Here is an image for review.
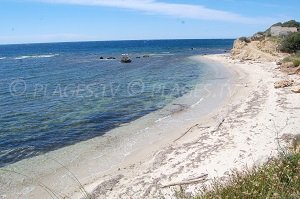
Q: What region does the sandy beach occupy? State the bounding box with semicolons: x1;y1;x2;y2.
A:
79;54;300;199
1;1;300;198
1;53;299;199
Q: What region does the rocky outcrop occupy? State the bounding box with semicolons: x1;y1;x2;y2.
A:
270;26;298;37
107;57;116;60
279;62;300;75
291;85;300;93
231;37;281;62
274;80;294;88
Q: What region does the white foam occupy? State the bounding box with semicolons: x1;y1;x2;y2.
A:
155;115;171;123
191;98;204;108
0;57;6;60
15;54;59;60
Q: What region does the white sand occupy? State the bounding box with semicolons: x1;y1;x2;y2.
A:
82;54;300;199
1;54;299;199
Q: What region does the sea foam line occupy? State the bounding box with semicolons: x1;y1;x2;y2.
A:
14;54;59;60
191;98;204;108
0;57;6;60
155;115;171;123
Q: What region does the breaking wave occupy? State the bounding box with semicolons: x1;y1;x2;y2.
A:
14;54;59;60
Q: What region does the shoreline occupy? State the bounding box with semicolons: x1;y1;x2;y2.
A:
80;54;300;198
0;54;232;199
1;53;299;198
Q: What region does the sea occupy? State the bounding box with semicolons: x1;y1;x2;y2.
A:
0;39;234;167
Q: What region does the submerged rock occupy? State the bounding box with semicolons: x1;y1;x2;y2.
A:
100;56;104;59
107;57;116;60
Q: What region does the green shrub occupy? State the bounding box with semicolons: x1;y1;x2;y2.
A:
197;152;300;199
293;59;300;67
279;32;300;53
238;37;251;43
283;57;292;63
239;37;250;43
281;20;300;28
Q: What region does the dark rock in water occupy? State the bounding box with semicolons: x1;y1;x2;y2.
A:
121;54;132;63
100;56;104;59
136;56;141;59
121;59;132;64
191;48;195;50
107;57;116;60
143;55;150;58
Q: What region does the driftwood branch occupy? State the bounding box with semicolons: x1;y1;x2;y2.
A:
161;174;208;188
174;124;210;142
195;118;225;143
211;119;225;134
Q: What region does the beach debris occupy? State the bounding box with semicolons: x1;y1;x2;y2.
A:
274;80;294;88
161;174;208;188
174;124;210;142
194;118;225;143
121;54;132;63
291;85;300;93
210;118;225;134
89;175;124;197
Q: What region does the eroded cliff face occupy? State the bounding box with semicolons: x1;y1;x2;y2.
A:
231;38;281;62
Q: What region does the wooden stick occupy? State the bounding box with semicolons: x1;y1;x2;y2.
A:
211;119;225;134
195;118;225;143
174;124;210;142
161;174;208;188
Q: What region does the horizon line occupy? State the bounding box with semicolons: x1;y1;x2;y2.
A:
0;37;236;46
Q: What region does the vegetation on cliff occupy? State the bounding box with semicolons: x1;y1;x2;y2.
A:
279;32;300;53
282;52;300;67
272;20;300;29
233;20;300;62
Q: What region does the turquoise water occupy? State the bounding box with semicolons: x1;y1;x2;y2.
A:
0;39;233;166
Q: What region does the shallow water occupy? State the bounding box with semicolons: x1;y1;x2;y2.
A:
0;39;233;167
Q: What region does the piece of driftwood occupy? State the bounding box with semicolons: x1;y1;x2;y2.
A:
161;174;208;188
195;118;225;143
174;124;210;142
211;119;225;134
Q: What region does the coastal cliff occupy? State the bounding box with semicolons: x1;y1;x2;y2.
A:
231;20;300;63
231;37;280;62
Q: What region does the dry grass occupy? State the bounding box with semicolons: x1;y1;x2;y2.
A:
283;52;300;67
194;135;300;199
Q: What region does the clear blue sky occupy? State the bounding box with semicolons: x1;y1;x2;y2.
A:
0;0;299;44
